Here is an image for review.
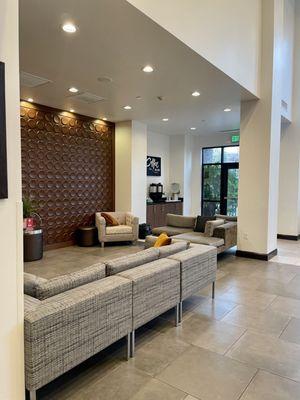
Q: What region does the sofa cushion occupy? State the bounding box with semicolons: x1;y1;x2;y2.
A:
101;212;119;226
194;215;216;232
152;226;193;237
158;241;189;258
106;225;133;235
166;213;196;228
215;214;237;222
32;263;106;300
175;232;225;247
204;219;225;237
24;273;48;298
106;247;159;275
154;233;172;247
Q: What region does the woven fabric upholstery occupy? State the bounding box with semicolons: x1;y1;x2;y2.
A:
152;226;193;237
106;225;133;235
106;248;159;275
175;232;224;247
34;263;106;300
168;245;217;300
213;222;237;249
24;294;41;314
215;214;237;222
118;259;180;329
204;219;225;237
24;276;132;391
166;214;196;228
158;242;189;258
24;273;47;298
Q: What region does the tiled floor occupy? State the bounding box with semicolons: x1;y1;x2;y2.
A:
25;240;300;400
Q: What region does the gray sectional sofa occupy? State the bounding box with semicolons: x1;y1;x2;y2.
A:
24;242;217;399
151;213;237;253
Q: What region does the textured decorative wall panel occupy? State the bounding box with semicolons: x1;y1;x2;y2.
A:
21;102;115;247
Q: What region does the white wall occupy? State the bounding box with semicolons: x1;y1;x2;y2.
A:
127;0;261;96
115;121;147;223
0;1;24;399
147;131;170;196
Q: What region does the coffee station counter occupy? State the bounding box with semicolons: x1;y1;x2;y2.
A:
146;200;183;229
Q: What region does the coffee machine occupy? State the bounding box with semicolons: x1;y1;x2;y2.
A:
149;183;164;202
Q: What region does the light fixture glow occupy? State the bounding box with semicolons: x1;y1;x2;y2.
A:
162;118;169;122
123;105;132;110
69;87;78;93
142;65;154;73
192;91;201;97
27;98;33;103
224;108;232;112
102;117;107;121
190;127;196;130
62;23;77;33
70;109;75;113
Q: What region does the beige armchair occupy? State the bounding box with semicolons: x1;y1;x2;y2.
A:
95;211;139;247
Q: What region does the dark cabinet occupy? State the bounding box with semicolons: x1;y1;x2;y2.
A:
146;201;183;229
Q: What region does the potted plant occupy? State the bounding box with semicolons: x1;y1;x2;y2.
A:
23;197;40;230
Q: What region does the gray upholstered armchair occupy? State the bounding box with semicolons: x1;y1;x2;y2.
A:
95;211;139;247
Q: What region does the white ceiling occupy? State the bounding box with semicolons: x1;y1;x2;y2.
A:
19;0;255;135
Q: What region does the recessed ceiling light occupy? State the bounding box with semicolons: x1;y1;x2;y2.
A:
123;105;132;110
142;65;154;73
162;118;169;122
102;117;107;121
70;109;75;113
190;127;196;130
62;23;77;33
69;87;78;93
224;108;232;112
192;91;201;97
27;98;33;102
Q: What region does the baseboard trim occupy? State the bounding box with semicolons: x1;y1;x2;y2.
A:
235;248;278;261
277;234;300;241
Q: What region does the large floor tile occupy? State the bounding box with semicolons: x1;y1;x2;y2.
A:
257;275;300;300
192;296;238;320
131;329;190;376
130;378;187;400
217;287;276;310
158;346;257;400
240;370;300;400
227;331;300;382
280;318;300;345
269;296;300;318
221;305;290;336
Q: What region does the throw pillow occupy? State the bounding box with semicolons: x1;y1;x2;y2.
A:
101;212;119;226
204;219;225;237
154;233;172;247
194;215;216;232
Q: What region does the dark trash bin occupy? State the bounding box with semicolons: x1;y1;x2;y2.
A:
139;223;152;239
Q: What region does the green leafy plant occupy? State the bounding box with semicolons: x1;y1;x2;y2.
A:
23;197;37;218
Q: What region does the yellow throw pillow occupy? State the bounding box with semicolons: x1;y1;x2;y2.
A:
154;233;172;247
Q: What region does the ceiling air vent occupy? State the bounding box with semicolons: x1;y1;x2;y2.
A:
72;92;105;104
20;71;52;87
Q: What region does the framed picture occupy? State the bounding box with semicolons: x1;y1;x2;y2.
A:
0;61;8;199
147;155;161;176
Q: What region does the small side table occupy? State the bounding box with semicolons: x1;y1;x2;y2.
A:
24;229;43;262
77;226;97;247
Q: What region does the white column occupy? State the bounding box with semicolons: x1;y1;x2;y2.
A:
115;121;147;222
237;0;283;258
0;1;24;399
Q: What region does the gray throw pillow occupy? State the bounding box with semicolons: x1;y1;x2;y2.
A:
194;215;216;232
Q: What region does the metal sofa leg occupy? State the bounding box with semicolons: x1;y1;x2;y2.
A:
175;303;181;326
126;333;131;360
29;390;37;400
101;242;104;248
212;281;215;299
130;330;135;358
179;301;183;323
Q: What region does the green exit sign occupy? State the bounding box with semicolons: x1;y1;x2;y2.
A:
231;134;240;143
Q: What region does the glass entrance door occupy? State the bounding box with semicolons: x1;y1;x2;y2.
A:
202;146;239;216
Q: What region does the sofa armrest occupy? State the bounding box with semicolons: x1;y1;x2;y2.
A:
213;222;237;248
95;212;106;241
125;213;139;240
24;277;132;391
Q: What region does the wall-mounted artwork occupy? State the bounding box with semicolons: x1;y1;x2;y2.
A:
147;155;161;176
0;62;8;199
